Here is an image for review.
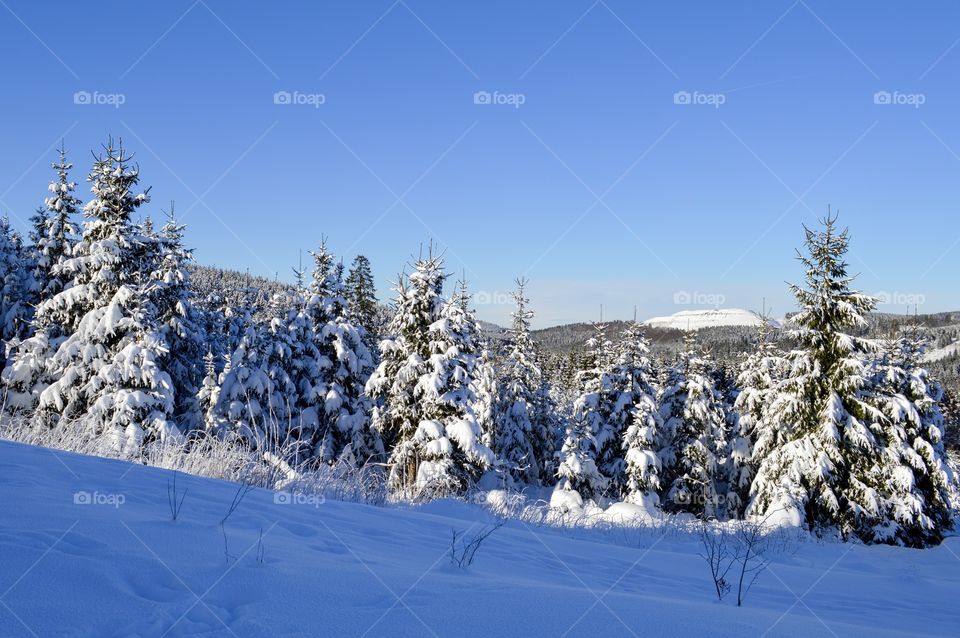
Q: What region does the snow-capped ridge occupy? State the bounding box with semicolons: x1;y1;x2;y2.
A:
643;308;780;331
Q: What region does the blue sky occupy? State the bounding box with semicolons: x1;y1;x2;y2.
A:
1;1;959;327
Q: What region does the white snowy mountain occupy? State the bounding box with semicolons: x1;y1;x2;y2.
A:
643;308;780;331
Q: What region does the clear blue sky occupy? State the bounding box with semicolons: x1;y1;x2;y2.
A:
1;1;958;327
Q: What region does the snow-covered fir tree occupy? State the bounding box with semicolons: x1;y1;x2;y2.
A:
269;287;316;458
301;243;378;466
150;209;204;430
36;139;179;452
309;242;344;318
557;323;616;499
864;323;954;545
344;254;379;346
556;416;604;499
473;345;501;452
262;292;300;443
366;252;493;496
202;271;282;443
530;358;560;482
0;217;31;351
209;320;274;445
659;332;729;518
208;242;377;468
491;279;545;485
27;143;81;306
729;316;786;518
616;320;664;505
749;214;911;541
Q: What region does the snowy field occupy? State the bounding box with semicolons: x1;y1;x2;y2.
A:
1;440;958;637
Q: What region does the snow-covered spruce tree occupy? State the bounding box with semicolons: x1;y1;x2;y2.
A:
531;357;561;482
221;283;257;364
261;292;300;445
134;216;162;287
712;362;740;516
492;279;546;484
366;253;493;496
748;214;901;541
659;332;728;518
344;254;380;347
557;323;616;499
299;243;379;466
212;277;358;464
0;217;32;350
728;317;786;518
309;242;345;318
419;287;496;494
266;286;315;459
210;320;274;446
30;143;81;304
865;325;954;545
473;344;502;453
36;140;180;452
149;209;204;430
617;321;664;505
24;205;48;313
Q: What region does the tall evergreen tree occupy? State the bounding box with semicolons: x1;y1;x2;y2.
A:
210;321;274;446
303;244;378;466
557;323;615;499
209;244;377;467
30;142;81;303
659;333;728;518
864;324;954;545
0;218;31;350
492;279;544;484
345;254;379;345
531;355;561;482
473;345;501;454
749;215;898;540
36;139;178;452
366;253;493;496
151;209;204;430
617;321;664;505
729;316;786;517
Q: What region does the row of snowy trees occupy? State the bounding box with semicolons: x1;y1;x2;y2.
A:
552;216;953;547
0;140;952;547
0;141;384;465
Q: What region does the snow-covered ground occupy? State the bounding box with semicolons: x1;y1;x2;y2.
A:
1;440;958;637
643;309;779;331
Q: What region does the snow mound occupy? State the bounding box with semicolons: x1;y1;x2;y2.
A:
602;500;663;526
643;308;779;331
549;486;583;513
